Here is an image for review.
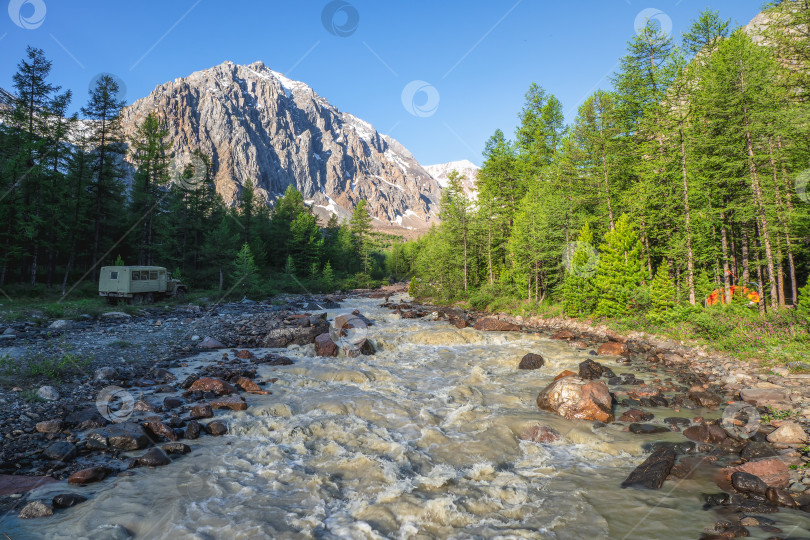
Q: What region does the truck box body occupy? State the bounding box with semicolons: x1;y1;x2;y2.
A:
99;266;169;298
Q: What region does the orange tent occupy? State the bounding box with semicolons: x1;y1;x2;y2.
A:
706;285;760;306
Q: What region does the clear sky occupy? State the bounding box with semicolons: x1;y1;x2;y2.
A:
1;0;764;167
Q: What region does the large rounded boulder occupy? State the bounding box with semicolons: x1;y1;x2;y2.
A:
536;376;614;422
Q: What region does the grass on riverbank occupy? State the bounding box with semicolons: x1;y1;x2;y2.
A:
421;293;810;368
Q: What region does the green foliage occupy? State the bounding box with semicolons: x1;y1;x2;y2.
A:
230;243;262;298
0;349;92;382
114;255;125;266
594;215;645;317
562;222;598;316
797;282;810;321
650;260;676;314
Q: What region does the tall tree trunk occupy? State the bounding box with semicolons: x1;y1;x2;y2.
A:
720;217;732;304
777;135;798;305
741;228;750;285
678;126;696;304
92;118;108;281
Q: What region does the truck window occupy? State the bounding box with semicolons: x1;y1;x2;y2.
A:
132;271;141;281
110;271;118;280
149;271;158;280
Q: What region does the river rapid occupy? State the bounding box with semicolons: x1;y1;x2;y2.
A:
6;295;810;539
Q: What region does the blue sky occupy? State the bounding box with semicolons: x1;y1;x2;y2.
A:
1;0;763;166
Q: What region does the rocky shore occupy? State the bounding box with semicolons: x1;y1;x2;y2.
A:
389;298;810;539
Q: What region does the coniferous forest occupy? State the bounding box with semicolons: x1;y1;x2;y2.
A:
403;4;810;359
0;48;394;300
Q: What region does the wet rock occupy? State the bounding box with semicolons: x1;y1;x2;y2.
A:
209;395;247;411
536;377;614;422
19;500;54;519
578;359;606;380
234;350;254;360
185;420;202;439
703;492;732;509
52;493;88;509
65;407;107;429
345;339;376;356
518;353;545;370
265;356;294;366
520;425;561;443
68;466;111;485
627;385;662;400
163;397;183;410
597;342;628;357
43;441;77;462
314;333;338;357
35;420;63;434
689;388;723;408
87;423;150;451
766;421;808;444
553;370;577;381
189;403;214;419
629;423;670;435
664;417;690;427
0;475;57;496
451;318;468;329
207;421;228;436
37;386;59;401
473;318;521;332
132;447;171;468
670;455;714;479
198;337;225;349
188;377;236;396
683;423;727;444
233;376;266;394
621;446;675;489
720;458;790;490
142;419;178;442
766;486;798;508
619;409;654;422
731;471;769;496
740;441;779;461
161;442;191;455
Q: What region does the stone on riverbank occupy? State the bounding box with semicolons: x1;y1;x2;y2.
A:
68;466;111;485
720;458;790;490
473;318;521;332
683;423;727;444
536;377;614;422
87;423;150;451
131;447;171;468
766;421;808;444
597;342;627;357
188;377;236;396
19;500;53;519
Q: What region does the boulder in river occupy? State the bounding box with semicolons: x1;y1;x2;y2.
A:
621;446;675;489
131;447;171;468
518;353;545;370
578;359;606;380
18;500;53;519
520;424;561;443
68;466;112;485
473;318;521;332
719;458;790;490
52;493;88;509
188;377;236;396
314;333;338;357
536;377;614;422
683;423;727;444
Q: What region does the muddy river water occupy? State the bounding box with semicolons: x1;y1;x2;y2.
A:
5;296;810;539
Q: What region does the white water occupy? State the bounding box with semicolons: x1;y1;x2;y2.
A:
5;297;809;539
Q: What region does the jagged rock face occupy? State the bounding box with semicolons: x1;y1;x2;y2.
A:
423;160;479;200
119;61;441;230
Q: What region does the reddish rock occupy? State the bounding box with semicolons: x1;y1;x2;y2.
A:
473;318;521;332
188;377;236;396
683;423;727;444
553;370;577;381
766;487;798;508
210;395;248;411
314;333;338;357
688;388;723;408
520;425;561;443
618;409;653;422
142;419;178;442
234;376;267;394
536;377;614;422
68;466;111;485
452;319;469;329
739;388;789;406
597;342;628;356
628;385;662;400
0;475;57;496
551;330;575;340
719;458;791;491
234;350;255;359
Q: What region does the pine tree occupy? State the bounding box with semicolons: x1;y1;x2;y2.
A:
350;199;373;274
797;281;810;321
562;222;598;315
650;260;676;314
594;214;645;317
322;261;335;290
230;243;260;298
202;218;237;291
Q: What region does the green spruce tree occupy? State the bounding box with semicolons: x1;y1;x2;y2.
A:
594;214;645;317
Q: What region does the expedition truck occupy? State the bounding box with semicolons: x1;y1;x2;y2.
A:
98;266;187;304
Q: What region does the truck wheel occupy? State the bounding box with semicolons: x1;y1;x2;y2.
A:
105;297;117;306
131;294;144;305
175;289;186;302
144;293;155;304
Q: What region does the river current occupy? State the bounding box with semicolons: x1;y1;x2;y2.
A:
6;296;810;539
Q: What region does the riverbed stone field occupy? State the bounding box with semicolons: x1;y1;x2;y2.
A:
1;284;810;538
